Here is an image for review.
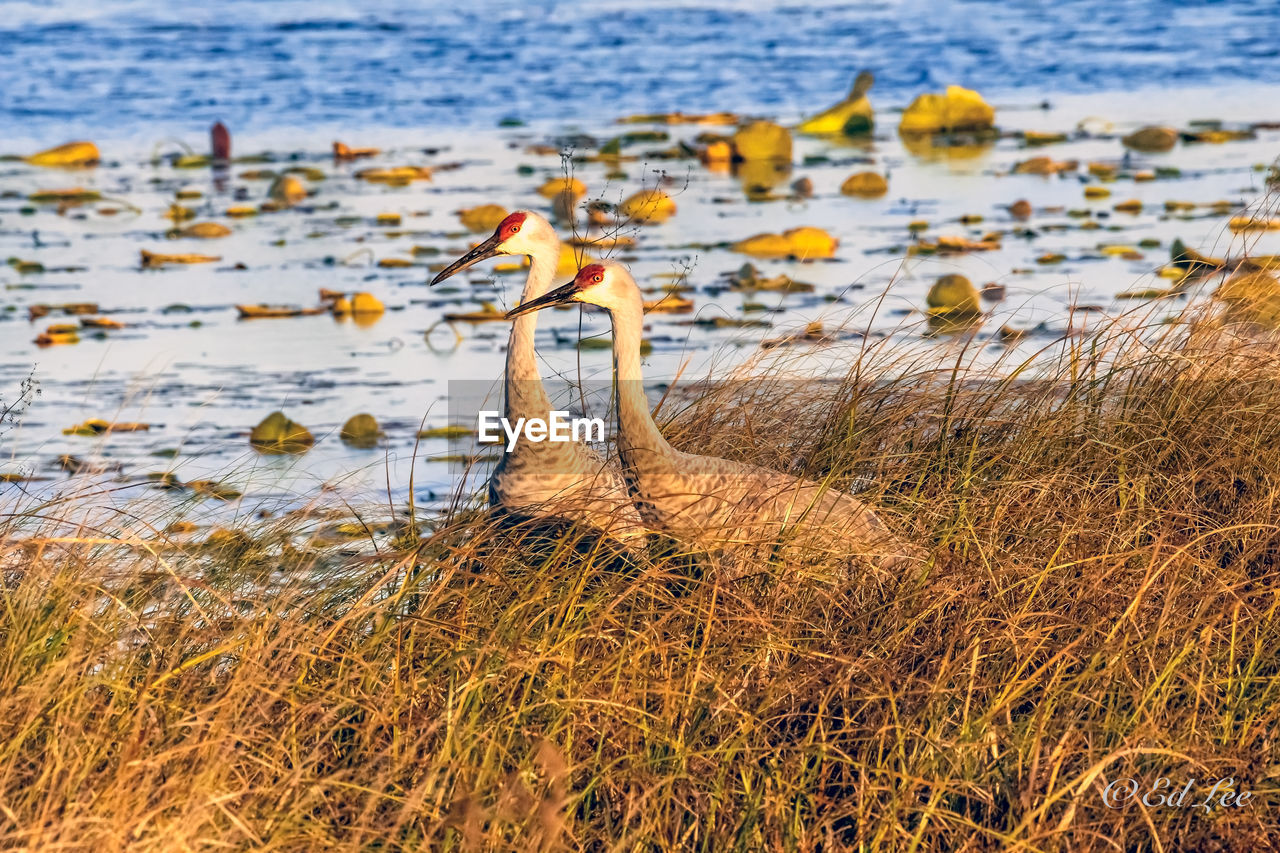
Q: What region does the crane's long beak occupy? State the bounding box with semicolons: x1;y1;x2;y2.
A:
505;280;580;318
430;232;503;285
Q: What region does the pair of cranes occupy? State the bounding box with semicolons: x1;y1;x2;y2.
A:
431;211;920;573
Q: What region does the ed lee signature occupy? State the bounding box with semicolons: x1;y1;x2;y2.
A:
1102;777;1254;811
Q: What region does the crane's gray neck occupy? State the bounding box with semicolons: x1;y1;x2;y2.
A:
504;246;556;421
610;291;674;458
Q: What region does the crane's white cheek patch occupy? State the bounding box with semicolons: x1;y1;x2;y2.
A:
478;411;605;451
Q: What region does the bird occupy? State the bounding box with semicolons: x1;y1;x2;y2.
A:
507;261;922;576
796;70;875;136
430;212;645;540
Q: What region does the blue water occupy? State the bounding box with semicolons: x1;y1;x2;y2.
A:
3;0;1279;141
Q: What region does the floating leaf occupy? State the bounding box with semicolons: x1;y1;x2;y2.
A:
899;86;995;134
333;141;380;160
732;121;793;161
164;204;197;222
34;331;79;346
620;189;676;223
643;294;695;314
355;166;432;185
286;166;327;181
783;227;838;259
732;233;794;258
840;172;888;198
268;175;307;206
1013;157;1077;175
616;111;739;125
377;257;415;268
927;274;981;315
236;304;326;318
1228;216;1280;233
417;425;473;439
339;413;382;448
1121;126;1177;153
25;141;100;167
188;480;242;501
28;188;101;204
1022;130;1068;146
458;204;508;232
351;292;385;315
141;250;220;267
173;154;210;169
1112;199;1143;214
173;222;231;239
250;411;314;454
80;316;124;329
797;70;874;135
1116;287;1173;299
444;302;509;322
537;177;586;199
1008;199;1032;219
732;229;837;260
1083;186;1111;199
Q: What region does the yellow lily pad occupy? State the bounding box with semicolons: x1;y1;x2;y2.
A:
783;227;838;259
268;175;307;206
141;250;220;267
351;292;385;314
537;177;586;198
557;245;596;279
355;166;432;185
1228;216;1280;233
899;85;995;134
620;189;676;223
1121;126;1177;152
926;274;981;315
25;141;100;167
732;120;793;161
339;413;382;448
250;412;314;454
458;204;508;232
28;188;101;204
174;222;232;239
797;70;874;135
840;172;888;198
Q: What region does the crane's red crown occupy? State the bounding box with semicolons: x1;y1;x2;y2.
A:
497;211;528;241
574;263;607;289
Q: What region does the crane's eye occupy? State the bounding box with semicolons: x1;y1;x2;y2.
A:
592;274;603;283
509;224;520;233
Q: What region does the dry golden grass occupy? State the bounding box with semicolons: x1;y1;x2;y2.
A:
2;303;1280;851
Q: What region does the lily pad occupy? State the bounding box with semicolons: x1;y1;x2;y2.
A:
339;413;382;448
250;412;314;454
927;274;981;315
899;86;994;134
26;141;100;167
840;172;888;198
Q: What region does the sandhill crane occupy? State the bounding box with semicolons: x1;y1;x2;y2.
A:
507;261;921;575
431;212;645;539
